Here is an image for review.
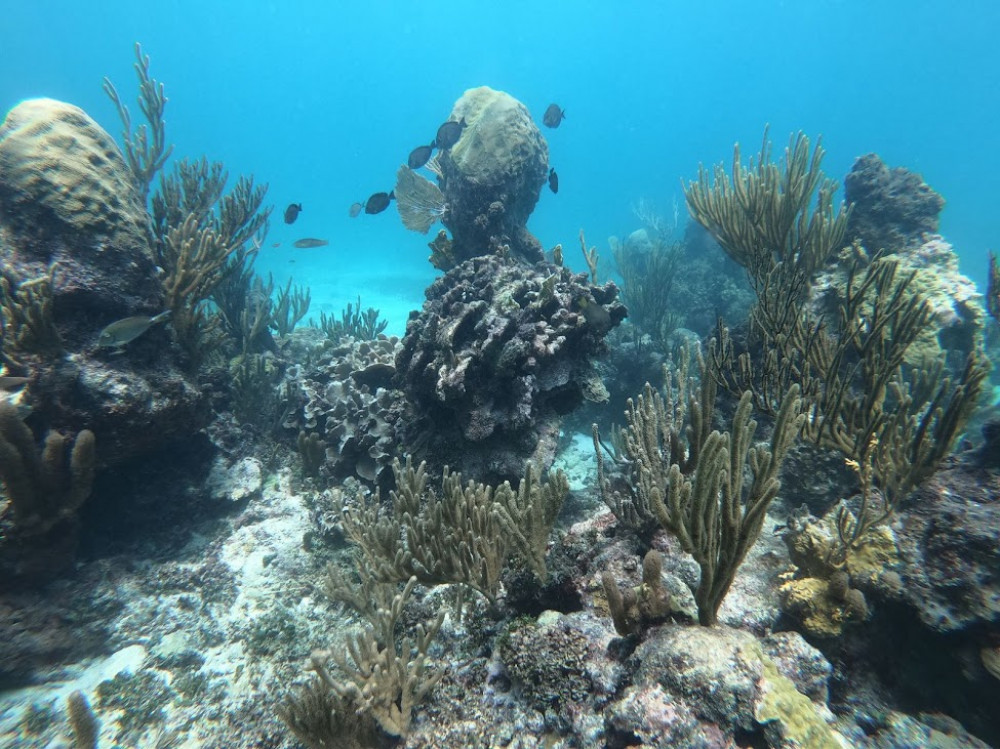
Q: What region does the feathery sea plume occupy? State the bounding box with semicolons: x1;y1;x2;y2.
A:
394;165;446;234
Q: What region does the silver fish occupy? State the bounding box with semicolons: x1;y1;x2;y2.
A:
0;376;30;391
293;238;330;249
97;311;171;348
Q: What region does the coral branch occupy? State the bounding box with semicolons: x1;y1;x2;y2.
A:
102;42;173;204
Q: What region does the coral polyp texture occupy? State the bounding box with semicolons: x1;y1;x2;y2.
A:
0;98;150;245
435;86;550;266
0;99;162;322
396;254;625;481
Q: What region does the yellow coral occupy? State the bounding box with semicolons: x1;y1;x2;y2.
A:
779;578;847;639
756;651;843;749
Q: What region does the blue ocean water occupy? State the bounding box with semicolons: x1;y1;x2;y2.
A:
3;0;998;332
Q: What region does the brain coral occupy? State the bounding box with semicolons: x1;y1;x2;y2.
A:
438;86;549;265
0;98;150;246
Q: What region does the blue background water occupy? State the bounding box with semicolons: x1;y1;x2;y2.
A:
3;1;997;333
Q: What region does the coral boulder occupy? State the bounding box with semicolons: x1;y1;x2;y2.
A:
0;98;206;466
437;87;549;265
844;153;945;253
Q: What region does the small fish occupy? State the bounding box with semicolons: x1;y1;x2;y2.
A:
284;203;303;224
349;202;364;218
548;168;559;194
293;238;330;249
407;143;435;169
98;311;171;349
271;242;282;248
0;376;30;391
365;191;395;215
543;104;565;128
575;294;611;333
435;118;466;150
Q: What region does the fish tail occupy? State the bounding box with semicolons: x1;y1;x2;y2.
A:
150;311;172;325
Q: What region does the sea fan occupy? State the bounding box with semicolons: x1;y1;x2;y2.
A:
395;165;446;234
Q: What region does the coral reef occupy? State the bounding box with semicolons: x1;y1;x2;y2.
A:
988;252;1000;323
844;152;945;253
435;86;550;266
306;577;445;739
335;456;567;603
151;157;271;365
102;42;173;204
0;99;163;334
630;624;842;747
894;464;1000;632
395;164;446;234
689;129;988;554
595;353;803;626
812;235;984;370
396;253;625;481
0;99;207;466
0;402;97;586
497;612;622;724
281;334;406;487
684;128;849;296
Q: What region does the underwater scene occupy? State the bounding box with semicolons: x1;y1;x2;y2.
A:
1;1;1000;747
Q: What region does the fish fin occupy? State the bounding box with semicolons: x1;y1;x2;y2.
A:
430;140;437;149
389;190;396;200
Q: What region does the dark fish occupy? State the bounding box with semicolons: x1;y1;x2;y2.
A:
408;143;435;169
576;295;610;333
365;191;395;215
548;168;559;194
271;242;281;248
349;202;364;218
98;311;171;348
283;203;303;224
435;118;466;150
293;238;330;249
543;104;565;128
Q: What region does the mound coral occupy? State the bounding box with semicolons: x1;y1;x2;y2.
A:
433;86;549;266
